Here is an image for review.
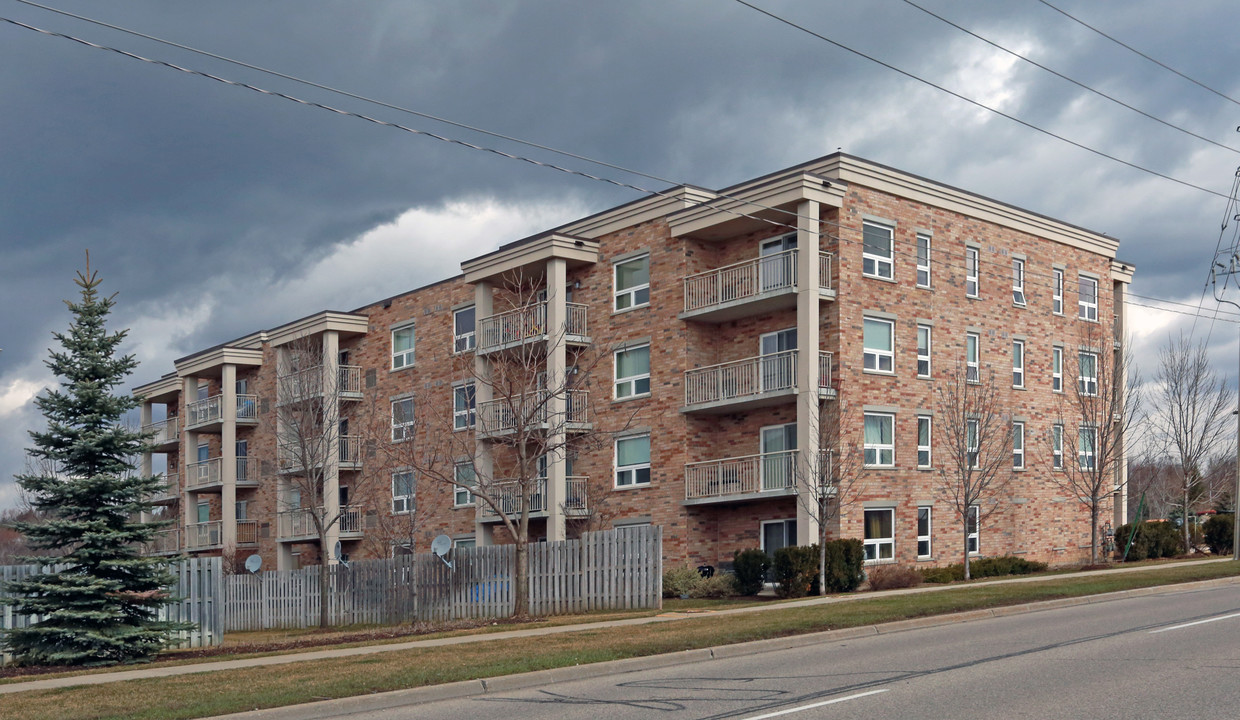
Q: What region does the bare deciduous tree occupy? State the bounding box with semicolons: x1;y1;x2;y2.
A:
934;364;1015;580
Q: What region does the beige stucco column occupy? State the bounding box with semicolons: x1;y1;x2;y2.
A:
795;199;822;546
473;280;495;546
181;376;198;550
221;363;238;558
139;401;153;523
544;258;568;542
323;330;342;564
1113;277;1129;527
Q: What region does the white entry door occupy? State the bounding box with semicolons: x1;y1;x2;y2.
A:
759;234;796;292
759;328;797;393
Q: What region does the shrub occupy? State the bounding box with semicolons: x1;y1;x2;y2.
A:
662;565;702;598
773;545;818;598
691;573;738;598
1116;521;1185;561
821;538;866;593
919;565;961;583
918;555;1048;583
866;564;923;591
733;548;771;596
1204;514;1234;555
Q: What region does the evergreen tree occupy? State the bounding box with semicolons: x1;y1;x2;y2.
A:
2;259;187;666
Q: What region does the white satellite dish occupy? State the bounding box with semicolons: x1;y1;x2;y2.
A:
431;534;453;569
244;554;262;575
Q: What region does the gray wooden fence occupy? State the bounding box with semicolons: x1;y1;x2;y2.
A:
225;525;662;630
1;557;223;664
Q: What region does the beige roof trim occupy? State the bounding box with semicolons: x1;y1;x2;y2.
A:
562;187;717;239
133;374;181;402
462;233;600;284
668;173;846;238
266;311;371;348
1110;259;1135;284
175;346;265;378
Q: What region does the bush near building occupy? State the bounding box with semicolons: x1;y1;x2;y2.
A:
1203;514;1234;555
1116;521;1185;561
920;556;1048;583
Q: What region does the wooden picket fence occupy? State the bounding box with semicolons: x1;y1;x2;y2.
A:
1;557;223;665
224;525;662;630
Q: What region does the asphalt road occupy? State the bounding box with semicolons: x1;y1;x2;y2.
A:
350;584;1240;720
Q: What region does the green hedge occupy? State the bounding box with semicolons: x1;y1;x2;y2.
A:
772;540;866;597
1204;514;1234;555
1116;521;1184;560
733;548;772;596
920;555;1049;583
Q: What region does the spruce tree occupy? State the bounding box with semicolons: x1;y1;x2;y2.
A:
2;259;186;666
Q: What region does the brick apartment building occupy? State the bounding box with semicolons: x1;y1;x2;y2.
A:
134;153;1132;572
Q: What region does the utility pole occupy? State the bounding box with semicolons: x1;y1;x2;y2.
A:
1210;261;1240;560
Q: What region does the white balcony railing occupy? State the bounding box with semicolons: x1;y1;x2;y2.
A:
277;505;363;540
278;435;362;473
685;350;797;407
339;435;363;468
685;450;798;500
236;520;258;545
186;394;258;428
818;350;834;390
152;472;179;501
142;417;179;446
339;365;363;398
476;302;589;353
683;250;835;314
236;456;259;485
818;251;833;292
186;458;222;490
186;521;222;550
477;389;589;435
147;528;180;555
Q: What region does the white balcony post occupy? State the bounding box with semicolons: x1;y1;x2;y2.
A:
474;280;495;546
323;330;342;564
796;199;822;546
180;376;197;549
221;364;238;557
139;402;154;523
545;258;568;542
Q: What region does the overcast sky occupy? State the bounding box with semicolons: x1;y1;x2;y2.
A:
4;0;1240;511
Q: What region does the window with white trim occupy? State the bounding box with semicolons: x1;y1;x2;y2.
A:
1078;275;1099;321
614;344;651;399
966;247;980;298
614;254;650;311
453;461;475;507
864;508;895;561
453;306;476;353
917;416;932;468
917;507;932;558
917;324;931;378
453;382;475;430
1012;259;1026;306
1013;421;1025;469
967;505;980;555
391;324;415;369
967;418;979;469
1052;347;1063;392
864;413;895;467
863;317;894;373
392;470;414;514
761;519;797;558
966;332;980;383
1053;269;1064;315
391;397;414;441
1079;351;1098;396
916;233;931;288
615;434;651;487
1013;340;1025;388
862;221;894;279
1079;426;1097;470
1052;424;1064;470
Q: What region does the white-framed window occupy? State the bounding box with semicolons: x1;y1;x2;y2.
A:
614;254;650;311
864;413;895;467
1052;424;1064;470
1052;347;1063;392
614;344;651;399
966;247;980;298
917;324;931;378
1053;269;1064;315
1079;426;1097;470
917;416;932;468
917;506;932;558
1013;421;1025;470
391;470;414;514
1078;351;1098;396
916;233;931;288
761;519;797;558
454;537;477;549
966;418;979;469
864;508;895;562
196;501;210;524
862;221;894;280
967;506;980;555
966;332;980;383
453;306;476;353
1012;259;1026;306
615;434;651;487
863;317;894;373
391;397;415;441
453;382;475;430
453;461;475;507
1012;340;1025;388
391;324;415;369
1078;275;1099;321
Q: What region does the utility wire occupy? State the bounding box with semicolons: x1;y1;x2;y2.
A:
1035;0;1240;108
730;0;1230;201
898;0;1240;156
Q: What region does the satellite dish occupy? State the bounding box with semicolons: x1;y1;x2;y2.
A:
244;554;262;575
431;534;453;569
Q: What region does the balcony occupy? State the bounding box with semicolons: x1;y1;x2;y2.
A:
479;477;589;521
476;302;590;354
277;505;364;542
185;457;260;492
277;365;364;406
683;351;835;413
184;520;258;551
681;250;835;322
142;417;179;450
684;451;831;505
477;390;591;438
185;394;259;432
151;472;179;504
278;435;364;474
147;528;180;555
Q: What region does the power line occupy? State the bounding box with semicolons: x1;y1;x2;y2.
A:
898;0;1240;156
729;0;1231;201
1035;0;1240;108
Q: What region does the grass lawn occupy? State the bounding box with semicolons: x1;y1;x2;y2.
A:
3;559;1239;720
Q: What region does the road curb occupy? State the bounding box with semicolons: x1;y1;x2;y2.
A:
210;574;1240;719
